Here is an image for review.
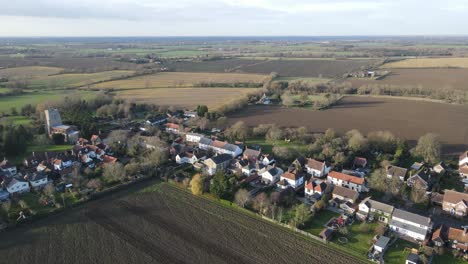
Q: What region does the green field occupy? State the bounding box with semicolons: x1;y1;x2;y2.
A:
245;138;309;154
0;90;98;113
0;115;32;126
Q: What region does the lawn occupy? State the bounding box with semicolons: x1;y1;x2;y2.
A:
301;209;340;236
332;222;379;257
384;239;418;264
27;144;73;153
0;115;32;126
245;138;308;155
433;253;467;264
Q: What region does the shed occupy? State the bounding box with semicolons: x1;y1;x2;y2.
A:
374;236;390;253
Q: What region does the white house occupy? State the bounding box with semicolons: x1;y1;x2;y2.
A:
185;133;203;143
198;138;242;158
305;180;329;199
277;169;304;190
389;209;432;241
3;176;30;195
305;158;330;178
260;154;275;166
327;171;368;193
357;197;394;223
28;172;49;189
0;159;17;176
176;152;206;165
259;166;283;184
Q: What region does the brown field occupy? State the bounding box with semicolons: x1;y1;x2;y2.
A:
0;66;63;80
167;58;373;78
227;96;468;154
0;56;139;71
28;70;135;89
346;68;468;91
114;87;257;109
0;183;365;264
94;72;268;89
382;57;468;68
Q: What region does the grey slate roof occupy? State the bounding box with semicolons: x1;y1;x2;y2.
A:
211;154;232;164
223;143;240;152
199;137;213;145
375;236;390;249
387;165;407;178
368;199;394;214
390;218;428;237
392;209;431;226
29;172;48;182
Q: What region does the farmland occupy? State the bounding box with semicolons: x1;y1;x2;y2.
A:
382;57;468;68
167;58;374;77
227;96;468;154
0;66;63;80
346;68;468;91
93;72;268;89
0;183;366;264
0;90;98;113
113;87;258;110
28;70;135;89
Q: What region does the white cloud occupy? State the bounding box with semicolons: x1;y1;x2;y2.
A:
0;0;467;36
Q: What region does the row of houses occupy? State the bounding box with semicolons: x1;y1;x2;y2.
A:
0;135;118;200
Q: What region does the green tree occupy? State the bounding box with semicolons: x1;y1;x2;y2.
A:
210;171;229;198
196;105;208;117
293;203;312;228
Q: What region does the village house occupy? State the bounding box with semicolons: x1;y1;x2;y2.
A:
276;168;304;190
236;159;265;176
330;185;359;213
198;137;242;158
386;165;408;181
447;226;468;252
260;154;275;166
331;185;359;204
259;165;283;184
407;169;434;191
176;151;206;165
406;253;421;264
431;224;448;247
145;115;167;126
305;179;330;200
27;172;49;189
184;111;197;118
3;176;30;195
357;197;394;223
327;171;368;192
305;158;330;178
373;236;391;254
185;133;204;143
0;159;17;176
243;147;262;162
442;190;468;217
389;209;432;241
203;154;232;176
460;164;468;179
165;123;181;134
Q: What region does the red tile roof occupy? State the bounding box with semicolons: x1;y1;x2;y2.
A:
443;190;468;205
448;227;468;246
102;155;117;164
329;171;365;185
459;151;468;161
212;140;227;149
166;123;180;129
459;164;468;174
281;170;302;181
306;158;325;171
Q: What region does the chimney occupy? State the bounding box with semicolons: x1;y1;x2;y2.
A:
32;151;35;157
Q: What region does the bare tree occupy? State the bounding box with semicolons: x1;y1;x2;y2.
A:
414;133;441;163
103;163;126;183
234;189;252;208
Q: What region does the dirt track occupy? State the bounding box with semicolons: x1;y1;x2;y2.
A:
228;96;468;154
0;183;366;264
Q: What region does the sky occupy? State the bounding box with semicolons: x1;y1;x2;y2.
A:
0;0;467;36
